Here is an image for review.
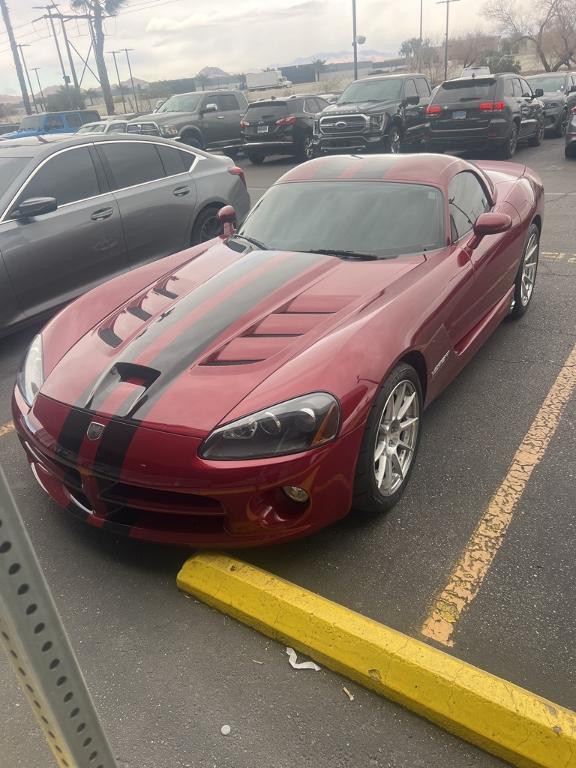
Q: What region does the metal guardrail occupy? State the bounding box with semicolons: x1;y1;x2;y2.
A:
0;469;118;768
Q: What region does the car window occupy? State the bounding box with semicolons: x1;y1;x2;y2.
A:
157;93;202;113
404;79;418;99
448;171;490;241
245;102;289;120
16;148;100;208
201;96;219;110
156;144;189;176
66;113;82;129
108;123;126;132
0;157;30;199
434;79;496;104
338;78;403;104
216;94;239;111
504;79;515;97
99;142;166;189
519;79;532;97
416;78;430;97
44;116;64;132
315;97;329;111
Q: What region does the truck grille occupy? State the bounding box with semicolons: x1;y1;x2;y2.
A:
319;114;368;135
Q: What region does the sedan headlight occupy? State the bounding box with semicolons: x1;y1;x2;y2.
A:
160;125;179;137
200;393;340;460
19;334;43;406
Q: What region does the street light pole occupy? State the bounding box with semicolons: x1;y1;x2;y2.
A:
123;48;139;112
32;68;46;111
352;0;358;80
111;51;127;114
417;0;423;72
437;0;461;81
17;44;39;112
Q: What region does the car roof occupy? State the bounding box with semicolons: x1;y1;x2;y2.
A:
278;153;482;188
360;73;427;81
0;132;201;159
526;72;570;78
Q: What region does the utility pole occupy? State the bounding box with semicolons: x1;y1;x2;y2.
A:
59;14;81;96
111;50;127;113
35;5;71;102
32;67;45;111
0;0;32;114
352;0;358;80
122;48;139;112
417;0;423;72
437;0;461;81
17;44;39;112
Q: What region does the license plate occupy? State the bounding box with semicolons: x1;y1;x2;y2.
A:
453;110;466;119
257;125;269;133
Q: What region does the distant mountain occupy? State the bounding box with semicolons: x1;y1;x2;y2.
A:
287;50;397;65
0;93;21;104
197;66;230;78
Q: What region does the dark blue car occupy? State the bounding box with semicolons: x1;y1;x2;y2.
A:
3;110;101;139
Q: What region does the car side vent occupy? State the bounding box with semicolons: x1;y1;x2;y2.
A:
128;306;152;321
98;327;122;348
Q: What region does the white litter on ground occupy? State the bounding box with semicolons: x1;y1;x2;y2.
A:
220;725;231;736
285;647;321;671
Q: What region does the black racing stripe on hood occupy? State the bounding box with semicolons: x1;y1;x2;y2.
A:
132;250;327;419
92;418;140;480
56;409;94;464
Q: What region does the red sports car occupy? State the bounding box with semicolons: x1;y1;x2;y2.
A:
13;154;544;547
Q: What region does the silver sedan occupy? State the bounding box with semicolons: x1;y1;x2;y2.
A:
0;134;250;336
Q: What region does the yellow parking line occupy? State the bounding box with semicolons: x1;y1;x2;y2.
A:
0;422;14;439
178;553;576;768
422;342;576;647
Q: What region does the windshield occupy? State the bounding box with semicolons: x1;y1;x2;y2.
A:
527;75;566;92
19;116;40;130
0;157;29;197
236;181;445;257
77;123;105;133
435;79;496;103
157;93;202;113
338;79;403;105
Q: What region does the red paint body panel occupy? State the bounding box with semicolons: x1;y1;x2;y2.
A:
13;154;545;547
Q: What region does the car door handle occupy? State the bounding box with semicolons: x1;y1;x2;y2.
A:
91;208;113;221
173;186;190;197
216;115;225;119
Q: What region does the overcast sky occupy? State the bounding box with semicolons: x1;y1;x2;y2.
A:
1;0;490;95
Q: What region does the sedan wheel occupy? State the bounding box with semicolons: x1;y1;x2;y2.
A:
191;206;223;245
353;363;422;514
510;223;539;318
303;135;315;160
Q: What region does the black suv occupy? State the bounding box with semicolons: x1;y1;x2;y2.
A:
240;95;328;164
313;73;432;155
425;74;545;159
129;90;248;156
526;72;576;137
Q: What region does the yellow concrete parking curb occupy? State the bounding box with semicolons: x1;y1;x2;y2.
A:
178;553;576;768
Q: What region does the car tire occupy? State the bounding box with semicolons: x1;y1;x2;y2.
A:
498;123;518;159
181;131;204;150
552;111;567;138
528;121;545;147
352;363;422;515
247;151;265;165
565;145;576;159
297;134;315;161
510;223;539;319
385;125;402;154
191;205;223;245
223;148;239;160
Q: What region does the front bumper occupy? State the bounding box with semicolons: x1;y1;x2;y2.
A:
313;132;388;154
13;389;362;548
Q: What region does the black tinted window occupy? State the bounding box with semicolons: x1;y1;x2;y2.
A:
0;157;29;198
45;116;64;132
405;79;418;98
449;172;490;241
434;79;496;104
100;143;166;189
416;79;430;97
20;148;99;206
216;94;239;111
338;78;403;104
245;102;288;120
238;181;445;257
157;144;188;176
66;113;82;128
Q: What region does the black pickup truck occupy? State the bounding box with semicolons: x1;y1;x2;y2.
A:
312;73;432;155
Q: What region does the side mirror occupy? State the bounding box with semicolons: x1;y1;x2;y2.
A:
218;204;237;237
534;88;544;98
405;95;420;106
203;103;218;113
13;197;58;220
473;212;512;239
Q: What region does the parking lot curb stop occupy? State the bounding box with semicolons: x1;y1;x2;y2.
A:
177;553;576;768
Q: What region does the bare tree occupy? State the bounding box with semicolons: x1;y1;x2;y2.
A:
483;0;576;70
449;33;500;68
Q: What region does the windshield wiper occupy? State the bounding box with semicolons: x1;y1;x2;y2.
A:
229;234;269;250
300;248;381;260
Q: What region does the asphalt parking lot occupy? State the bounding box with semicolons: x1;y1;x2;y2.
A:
1;135;575;768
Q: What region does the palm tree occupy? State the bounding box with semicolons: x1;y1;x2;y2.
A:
71;0;127;115
312;59;326;83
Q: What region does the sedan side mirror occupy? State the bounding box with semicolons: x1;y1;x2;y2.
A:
473;212;512;238
405;95;420;106
13;197;58;220
203;103;218;113
218;204;237;237
534;88;544;98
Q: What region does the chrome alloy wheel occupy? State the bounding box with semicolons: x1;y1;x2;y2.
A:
373;380;420;496
521;232;539;306
389;127;401;154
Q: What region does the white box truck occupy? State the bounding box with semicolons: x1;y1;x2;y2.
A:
246;71;292;90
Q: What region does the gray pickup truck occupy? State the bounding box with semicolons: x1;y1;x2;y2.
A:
129;90;248;156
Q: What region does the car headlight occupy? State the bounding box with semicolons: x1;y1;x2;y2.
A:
200;393;340;460
19;334;44;406
160;125;179;137
370;114;385;132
